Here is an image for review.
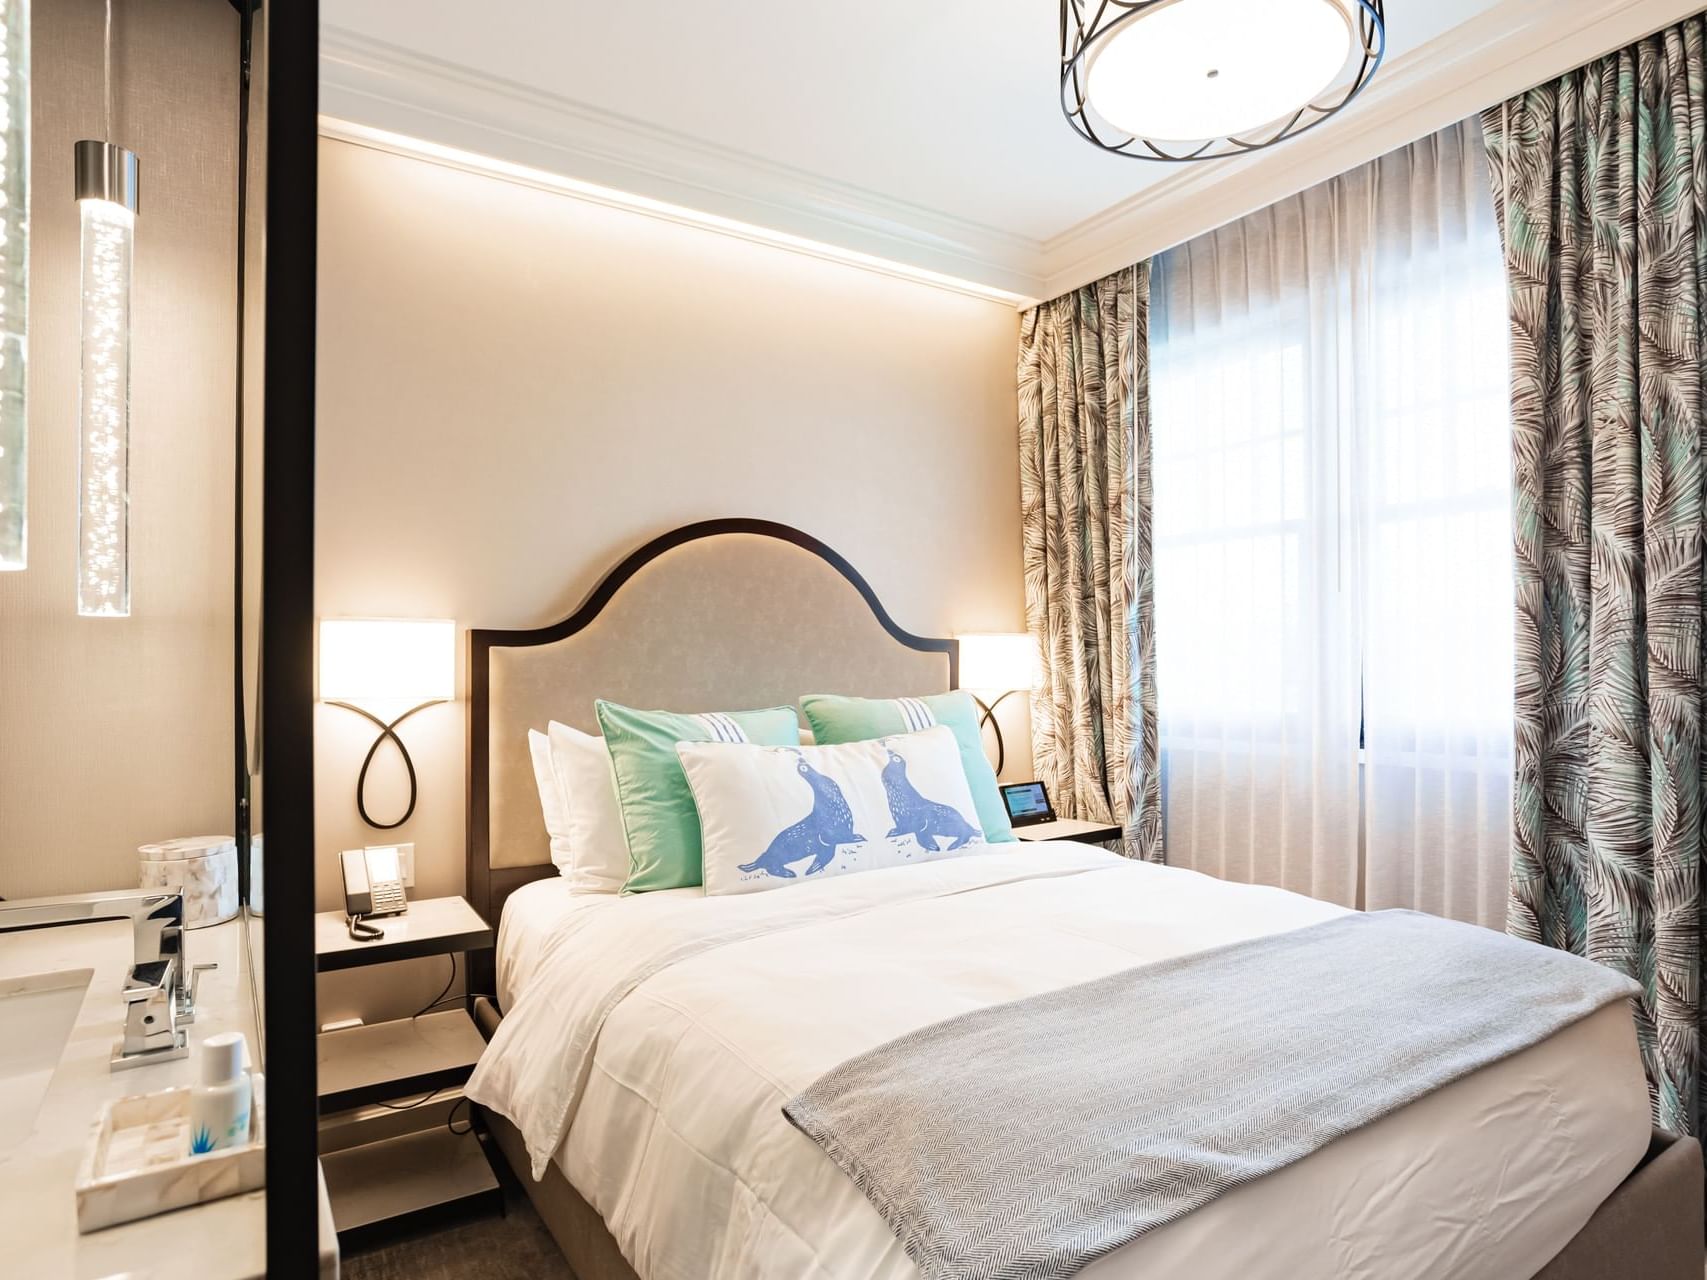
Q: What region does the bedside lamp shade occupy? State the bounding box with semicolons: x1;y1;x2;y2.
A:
958;633;1042;693
319;618;454;708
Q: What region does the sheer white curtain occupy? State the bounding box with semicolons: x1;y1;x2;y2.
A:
1151;120;1513;927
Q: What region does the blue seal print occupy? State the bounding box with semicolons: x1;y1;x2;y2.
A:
739;752;864;878
881;743;980;852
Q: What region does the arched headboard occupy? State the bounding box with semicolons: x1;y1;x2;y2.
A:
465;519;959;993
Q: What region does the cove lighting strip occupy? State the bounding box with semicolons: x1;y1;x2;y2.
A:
319;117;1034;308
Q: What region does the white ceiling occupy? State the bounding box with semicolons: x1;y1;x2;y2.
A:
320;0;1701;302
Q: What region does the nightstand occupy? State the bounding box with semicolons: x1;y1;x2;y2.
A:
315;895;501;1251
1014;818;1123;844
315;895;492;974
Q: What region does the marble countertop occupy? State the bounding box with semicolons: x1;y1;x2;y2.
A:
0;914;285;1279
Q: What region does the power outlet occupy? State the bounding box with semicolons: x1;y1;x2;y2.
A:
395;842;416;888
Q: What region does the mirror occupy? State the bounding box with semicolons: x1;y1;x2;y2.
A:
0;0;272;1265
0;2;261;893
237;0;265;1069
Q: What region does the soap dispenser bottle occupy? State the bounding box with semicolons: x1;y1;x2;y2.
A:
189;1031;252;1155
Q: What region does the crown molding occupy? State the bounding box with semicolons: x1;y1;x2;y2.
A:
319;27;1048;302
318;118;1036;306
1035;0;1704;299
323;2;1704;311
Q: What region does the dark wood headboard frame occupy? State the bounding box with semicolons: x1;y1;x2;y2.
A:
465;517;960;997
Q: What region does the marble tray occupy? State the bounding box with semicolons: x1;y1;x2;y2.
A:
75;1072;266;1233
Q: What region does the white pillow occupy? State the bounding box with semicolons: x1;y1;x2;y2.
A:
546;721;630;894
676;725;986;897
527;729;574;872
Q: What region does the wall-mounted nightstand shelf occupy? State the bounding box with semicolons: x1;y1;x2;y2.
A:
1014;819;1123;845
322;1124;503;1254
315;896;492;972
318;1009;488;1113
315;894;499;1250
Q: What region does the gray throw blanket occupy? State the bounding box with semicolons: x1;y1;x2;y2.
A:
783;910;1640;1280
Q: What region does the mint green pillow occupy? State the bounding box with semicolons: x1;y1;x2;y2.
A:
799;691;1015;843
596;701;800;892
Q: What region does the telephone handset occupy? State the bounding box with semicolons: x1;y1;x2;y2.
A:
341;845;408;942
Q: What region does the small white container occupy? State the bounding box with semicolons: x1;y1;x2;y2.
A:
138;836;239;928
189;1032;252;1155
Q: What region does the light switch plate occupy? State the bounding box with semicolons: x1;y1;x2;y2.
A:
395;842;415;888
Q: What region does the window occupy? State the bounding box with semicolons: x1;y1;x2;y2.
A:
1151;120;1513;928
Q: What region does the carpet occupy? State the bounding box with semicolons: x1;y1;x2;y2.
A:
341;1186;575;1280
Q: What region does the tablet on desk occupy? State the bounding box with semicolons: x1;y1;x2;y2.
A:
1000;781;1056;827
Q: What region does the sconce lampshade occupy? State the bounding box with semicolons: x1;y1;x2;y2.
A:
958;633;1043;693
318;618;455;708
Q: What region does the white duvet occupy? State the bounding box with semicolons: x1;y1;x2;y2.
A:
468;846;1652;1280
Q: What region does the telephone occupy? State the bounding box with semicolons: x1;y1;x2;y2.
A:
341;845;408;941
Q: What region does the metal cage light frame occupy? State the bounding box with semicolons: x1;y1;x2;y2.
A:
1060;0;1386;162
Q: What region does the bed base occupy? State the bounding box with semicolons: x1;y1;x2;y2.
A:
482;1101;641;1280
1531;1127;1701;1279
474;997;640;1280
472;997;1701;1280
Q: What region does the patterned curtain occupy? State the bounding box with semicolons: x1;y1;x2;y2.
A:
1483;17;1707;1139
1017;264;1162;860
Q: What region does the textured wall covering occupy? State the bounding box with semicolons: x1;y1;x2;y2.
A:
1483;16;1707;1141
1017;265;1160;859
0;0;238;897
314;138;1023;1021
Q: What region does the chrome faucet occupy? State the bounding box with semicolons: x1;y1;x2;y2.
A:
0;889;216;1070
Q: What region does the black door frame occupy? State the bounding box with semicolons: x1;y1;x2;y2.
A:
262;0;320;1271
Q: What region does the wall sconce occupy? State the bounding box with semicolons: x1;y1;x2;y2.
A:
957;633;1043;774
75;0;137;616
319;618;455;830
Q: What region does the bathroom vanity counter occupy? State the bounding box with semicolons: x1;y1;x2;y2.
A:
0;916;328;1278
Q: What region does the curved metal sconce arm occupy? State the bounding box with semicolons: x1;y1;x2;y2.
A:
969;689;1025;777
326;699;444;830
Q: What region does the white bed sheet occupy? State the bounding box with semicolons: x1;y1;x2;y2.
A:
496;878;701;1015
486;849;1651;1280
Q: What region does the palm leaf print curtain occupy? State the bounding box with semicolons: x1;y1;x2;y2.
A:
1482;16;1707;1140
1017;265;1162;860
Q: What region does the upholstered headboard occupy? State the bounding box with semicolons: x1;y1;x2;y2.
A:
465;519;958;992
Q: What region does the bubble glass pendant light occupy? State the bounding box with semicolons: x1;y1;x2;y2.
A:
0;0;27;572
75;0;136;617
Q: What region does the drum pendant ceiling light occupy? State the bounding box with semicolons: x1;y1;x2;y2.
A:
1060;0;1386;161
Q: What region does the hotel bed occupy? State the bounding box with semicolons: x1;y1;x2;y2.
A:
462;519;1702;1280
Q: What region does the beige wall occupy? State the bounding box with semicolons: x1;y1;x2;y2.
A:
0;0;238;898
315;137;1025;1021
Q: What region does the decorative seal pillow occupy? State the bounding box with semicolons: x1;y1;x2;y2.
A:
677;725;987;897
595;700;801;893
799;691;1016;844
